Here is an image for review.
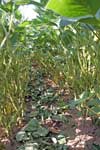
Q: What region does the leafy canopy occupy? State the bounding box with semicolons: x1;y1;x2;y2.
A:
46;0;100;25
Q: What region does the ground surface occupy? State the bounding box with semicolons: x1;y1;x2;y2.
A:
0;65;100;150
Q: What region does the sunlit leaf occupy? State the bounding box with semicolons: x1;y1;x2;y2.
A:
46;0;100;25
46;0;100;17
0;2;12;12
24;143;38;150
57;135;66;144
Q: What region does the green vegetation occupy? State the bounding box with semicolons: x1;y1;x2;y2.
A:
0;0;31;136
46;0;100;25
0;0;100;149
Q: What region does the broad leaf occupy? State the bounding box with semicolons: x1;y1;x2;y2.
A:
46;0;100;25
79;16;100;26
24;119;39;132
32;126;49;137
46;0;100;17
16;131;28;142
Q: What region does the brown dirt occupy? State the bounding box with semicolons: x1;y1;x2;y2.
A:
0;76;100;150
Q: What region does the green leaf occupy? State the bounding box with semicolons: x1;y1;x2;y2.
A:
57;135;66;144
79;16;100;26
19;21;31;28
17;143;39;150
24;119;39;132
32;126;49;137
46;0;100;17
46;0;100;25
16;131;28;142
16;0;42;7
69;91;94;107
52;115;68;123
24;143;39;150
0;2;12;12
61;30;75;46
87;98;100;107
15;0;31;5
92;144;100;150
92;106;100;114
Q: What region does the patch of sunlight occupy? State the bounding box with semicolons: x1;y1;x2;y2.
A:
2;0;39;21
19;4;38;21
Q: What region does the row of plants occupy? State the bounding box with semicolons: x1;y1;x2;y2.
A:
0;0;100;149
32;22;100;118
45;0;100;120
0;0;32;138
0;0;51;141
0;46;30;136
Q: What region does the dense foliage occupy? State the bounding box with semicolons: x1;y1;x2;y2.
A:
0;0;31;135
0;0;100;149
